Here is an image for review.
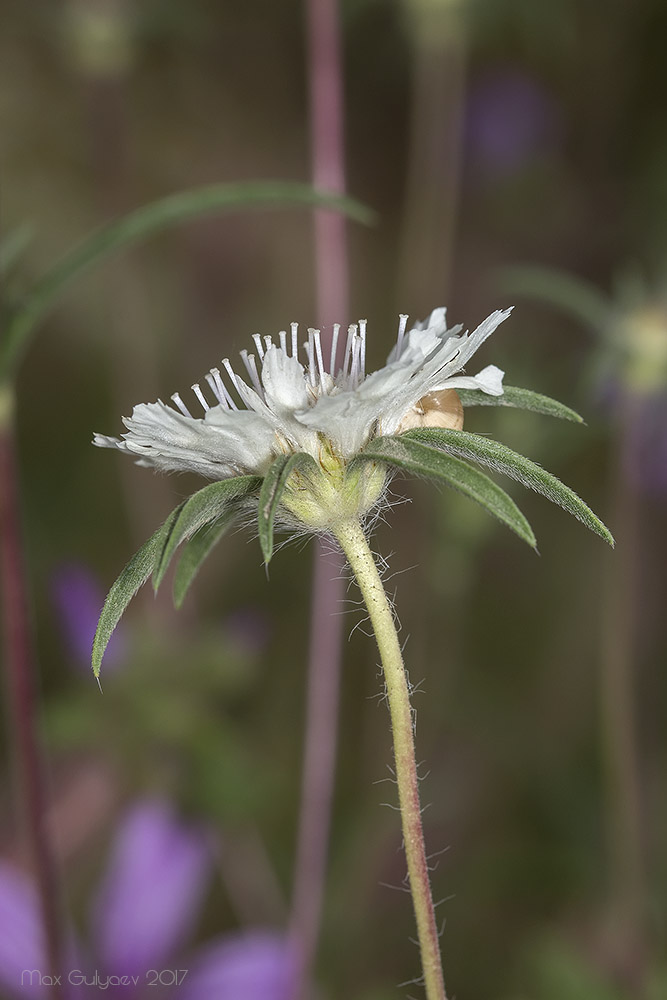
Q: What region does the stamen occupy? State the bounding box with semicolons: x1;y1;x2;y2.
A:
312;327;325;382
279;330;287;353
306;329;317;387
191;383;210;412
252;334;265;361
359;318;367;379
396;314;409;354
211;367;237;409
171;392;192;417
343;324;356;378
349;335;361;386
290;322;299;358
330;323;340;375
205;372;223;406
222;358;242;394
263;335;273;351
241;351;264;396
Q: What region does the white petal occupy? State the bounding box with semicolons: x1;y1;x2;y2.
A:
448;308;512;371
441;364;505;396
261;346;310;412
94;401;276;478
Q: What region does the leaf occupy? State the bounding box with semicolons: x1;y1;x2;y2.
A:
172;509;239;609
1;182;375;378
258;453;319;563
356;437;536;547
152;475;261;592
498;264;613;334
92;503;184;677
457;385;584;423
402;428;614;546
0;224;34;276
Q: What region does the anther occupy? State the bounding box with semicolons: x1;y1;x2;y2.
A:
171;392;192;417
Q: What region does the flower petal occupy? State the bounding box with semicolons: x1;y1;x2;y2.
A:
440;364;505;396
0;863;46;998
261;347;310;412
93;800;210;978
182;932;295;1000
95;402;276;478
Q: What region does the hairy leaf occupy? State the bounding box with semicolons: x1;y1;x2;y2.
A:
402;428;614;546
457;385;584;423
173;509;239;609
153;475;261;592
92;504;184;677
357;436;536;547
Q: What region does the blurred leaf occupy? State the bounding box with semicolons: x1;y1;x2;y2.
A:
458;385;584;423
0;224;34;276
402;428;614;546
357;436;536;547
258;453;319;563
92;503;184;676
0;182;374;378
152;474;261;592
173;510;239;609
499;264;613;335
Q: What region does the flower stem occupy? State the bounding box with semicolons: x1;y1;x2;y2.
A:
333;518;448;1000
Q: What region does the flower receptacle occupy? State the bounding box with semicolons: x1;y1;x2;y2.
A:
280;452;387;531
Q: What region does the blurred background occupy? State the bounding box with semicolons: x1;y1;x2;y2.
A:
1;0;666;998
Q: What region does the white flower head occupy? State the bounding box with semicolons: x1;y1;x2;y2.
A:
94;306;511;481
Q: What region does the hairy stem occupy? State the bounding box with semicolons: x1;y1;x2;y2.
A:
333;518;447;1000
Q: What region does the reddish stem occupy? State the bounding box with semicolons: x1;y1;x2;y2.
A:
289;0;348;995
0;415;65;997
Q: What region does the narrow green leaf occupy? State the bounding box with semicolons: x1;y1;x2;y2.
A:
402;428;614;546
258;453;319;563
457;385;584;423
0;224;34;276
92;503;184;677
172;509;238;609
152;475;261;592
1;181;374;378
357;437;536;547
499;264;613;333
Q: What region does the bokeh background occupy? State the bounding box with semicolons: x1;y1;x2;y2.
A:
1;0;666;998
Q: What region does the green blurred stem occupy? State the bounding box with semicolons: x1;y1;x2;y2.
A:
0;385;64;997
333;519;447;1000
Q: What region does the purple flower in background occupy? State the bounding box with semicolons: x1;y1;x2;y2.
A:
51;563;127;670
465;67;562;176
92;801;209;981
0;800;295;999
181;933;295;1000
